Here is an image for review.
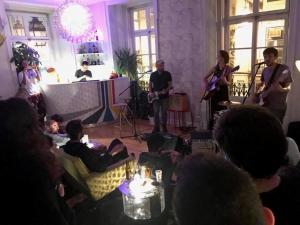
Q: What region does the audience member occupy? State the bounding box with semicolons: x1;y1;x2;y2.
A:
17;60;46;126
0;98;75;225
62;120;128;172
174;153;274;225
45;119;70;147
286;137;300;166
214;105;300;225
51;114;65;134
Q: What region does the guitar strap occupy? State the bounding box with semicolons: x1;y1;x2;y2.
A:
265;63;281;90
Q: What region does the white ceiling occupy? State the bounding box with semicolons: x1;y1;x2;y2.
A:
4;0;116;7
4;0;150;8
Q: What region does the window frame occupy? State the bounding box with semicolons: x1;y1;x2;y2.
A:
129;5;157;74
220;0;289;97
6;11;50;41
6;10;53;73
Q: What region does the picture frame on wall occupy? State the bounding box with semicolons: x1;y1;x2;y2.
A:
267;26;283;40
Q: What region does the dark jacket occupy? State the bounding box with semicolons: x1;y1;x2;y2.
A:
3;155;76;225
260;166;300;225
62;141;113;172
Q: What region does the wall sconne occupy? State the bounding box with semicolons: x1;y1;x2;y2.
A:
296;60;300;72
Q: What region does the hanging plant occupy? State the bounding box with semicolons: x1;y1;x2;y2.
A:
10;41;41;73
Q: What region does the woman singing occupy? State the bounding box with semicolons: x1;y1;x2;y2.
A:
203;50;232;129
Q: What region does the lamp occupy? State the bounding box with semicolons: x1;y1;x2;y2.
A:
119;173;165;220
296;60;300;72
54;0;95;43
29;17;47;37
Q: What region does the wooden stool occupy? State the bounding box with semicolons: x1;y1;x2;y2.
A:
113;101;133;137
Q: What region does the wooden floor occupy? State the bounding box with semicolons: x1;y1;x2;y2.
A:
84;119;183;157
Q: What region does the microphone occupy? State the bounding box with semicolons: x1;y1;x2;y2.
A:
254;61;266;66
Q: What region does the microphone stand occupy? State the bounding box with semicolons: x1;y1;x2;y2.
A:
119;70;151;141
242;64;262;104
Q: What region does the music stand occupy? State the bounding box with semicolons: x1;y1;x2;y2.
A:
119;71;151;141
242;64;262;104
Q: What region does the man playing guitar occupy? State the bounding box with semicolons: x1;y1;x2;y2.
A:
149;60;172;133
253;47;293;123
203;50;233;130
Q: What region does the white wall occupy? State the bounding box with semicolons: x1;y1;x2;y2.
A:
88;1;115;78
0;1;77;98
157;0;217;129
108;3;129;63
0;0;18;99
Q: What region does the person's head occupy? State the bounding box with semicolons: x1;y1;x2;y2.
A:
81;61;89;71
46;120;59;134
31;62;39;70
174;153;274;225
263;47;278;67
214;105;287;181
65;120;84;141
156;59;165;72
217;50;230;65
0;98;61;182
21;60;29;70
50;114;64;124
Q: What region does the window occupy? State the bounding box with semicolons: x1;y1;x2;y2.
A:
7;11;51;74
222;0;288;97
130;6;156;89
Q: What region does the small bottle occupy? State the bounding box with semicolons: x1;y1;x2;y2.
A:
140;166;146;179
93;44;98;53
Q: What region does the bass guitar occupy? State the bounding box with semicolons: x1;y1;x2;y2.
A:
201;65;240;101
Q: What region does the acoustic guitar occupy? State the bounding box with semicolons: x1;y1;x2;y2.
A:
201;65;240;101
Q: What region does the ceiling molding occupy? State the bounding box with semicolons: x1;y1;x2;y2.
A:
4;1;56;13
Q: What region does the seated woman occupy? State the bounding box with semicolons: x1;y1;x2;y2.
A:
62;120;128;172
45;119;70;148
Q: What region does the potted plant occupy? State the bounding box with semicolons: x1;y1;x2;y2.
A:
114;48;140;80
10;41;41;73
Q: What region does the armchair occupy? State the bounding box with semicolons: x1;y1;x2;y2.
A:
53;149;137;201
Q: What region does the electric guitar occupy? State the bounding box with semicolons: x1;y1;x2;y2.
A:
201;65;240;101
148;89;168;103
